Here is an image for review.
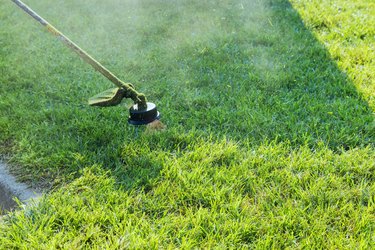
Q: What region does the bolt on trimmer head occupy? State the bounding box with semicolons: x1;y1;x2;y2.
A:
128;102;160;125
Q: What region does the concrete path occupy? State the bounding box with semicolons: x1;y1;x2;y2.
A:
0;161;41;212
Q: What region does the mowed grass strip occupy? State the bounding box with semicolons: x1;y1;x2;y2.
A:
1;141;374;248
0;0;374;248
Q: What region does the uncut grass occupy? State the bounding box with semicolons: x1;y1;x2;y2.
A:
1;0;373;185
0;0;374;248
290;0;375;109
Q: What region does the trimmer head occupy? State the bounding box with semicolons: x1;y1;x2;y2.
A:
89;88;160;126
128;102;160;125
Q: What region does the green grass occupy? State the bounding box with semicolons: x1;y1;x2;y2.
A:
0;0;374;248
291;0;375;109
1;144;375;248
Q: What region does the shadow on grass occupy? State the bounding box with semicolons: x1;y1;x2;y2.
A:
1;2;374;247
140;0;373;149
1;0;373;188
112;0;374;187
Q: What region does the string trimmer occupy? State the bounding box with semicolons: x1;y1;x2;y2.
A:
12;0;160;125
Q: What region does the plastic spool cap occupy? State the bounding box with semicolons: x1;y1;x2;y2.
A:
128;102;160;125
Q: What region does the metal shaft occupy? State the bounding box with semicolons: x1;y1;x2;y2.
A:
12;0;147;108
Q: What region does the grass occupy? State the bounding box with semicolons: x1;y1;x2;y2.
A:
1;144;374;248
0;0;374;248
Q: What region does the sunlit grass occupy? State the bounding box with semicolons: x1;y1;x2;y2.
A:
1;141;374;248
291;0;375;109
0;0;374;248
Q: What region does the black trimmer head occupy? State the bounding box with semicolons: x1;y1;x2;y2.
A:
89;88;160;126
128;102;160;125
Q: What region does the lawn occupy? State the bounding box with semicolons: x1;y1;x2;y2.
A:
0;0;374;248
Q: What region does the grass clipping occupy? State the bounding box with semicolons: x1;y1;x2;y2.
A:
145;119;166;133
